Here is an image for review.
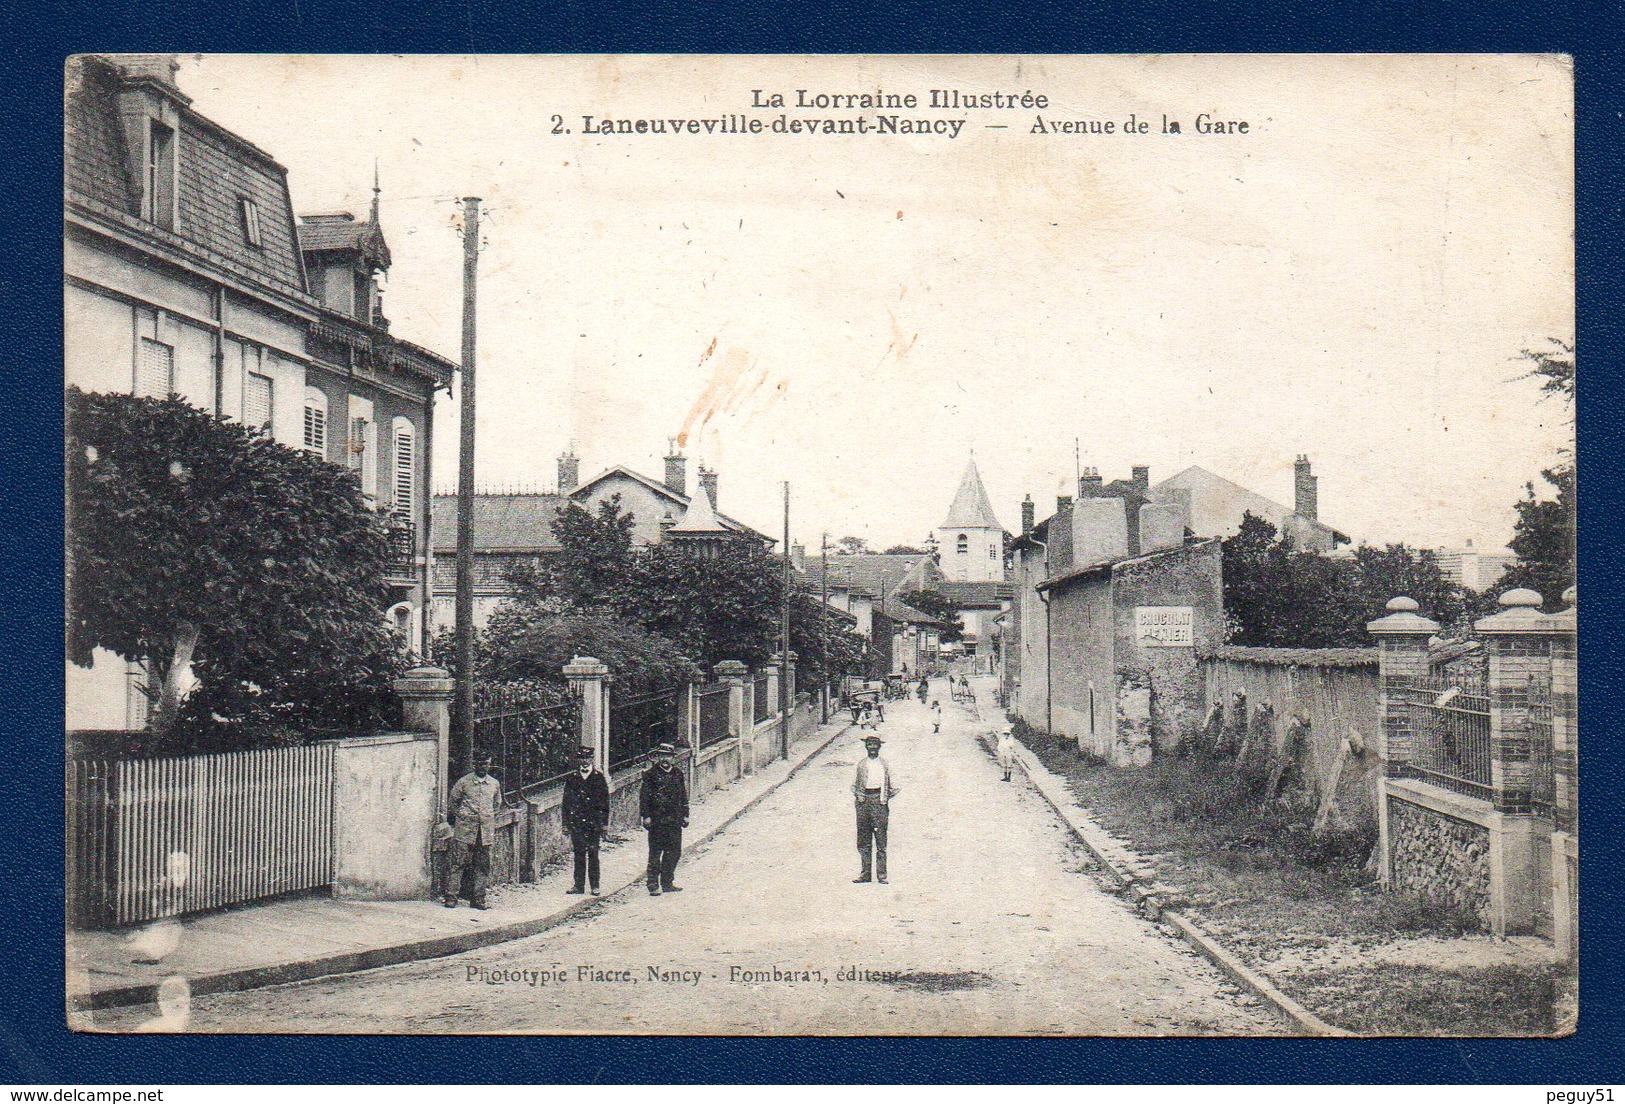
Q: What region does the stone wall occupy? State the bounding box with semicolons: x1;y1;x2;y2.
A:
327;732;438;900
1202;650;1382;833
1387;796;1490;925
1109;540;1224;758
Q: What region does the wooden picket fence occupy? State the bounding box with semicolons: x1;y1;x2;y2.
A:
67;744;335;928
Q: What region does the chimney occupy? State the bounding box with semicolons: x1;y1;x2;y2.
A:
1056;494;1074;513
663;439;687;496
557;449;580;494
698;465;719;509
1294;455;1318;521
1078;467;1103;497
1020;494;1035;535
1131;465;1150;494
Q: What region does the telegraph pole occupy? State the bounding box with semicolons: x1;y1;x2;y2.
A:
453;197;481;773
780;481;791;760
819;531;829;723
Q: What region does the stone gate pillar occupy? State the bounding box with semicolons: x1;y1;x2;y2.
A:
1366;596;1439;886
1474;588;1556;936
1548;587;1578;957
565;656;612;774
393;664;455;811
714;660;750;777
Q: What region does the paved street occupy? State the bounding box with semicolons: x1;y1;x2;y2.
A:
103;683;1283;1035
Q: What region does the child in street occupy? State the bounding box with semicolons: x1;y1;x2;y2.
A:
930;700;942;733
996;726;1016;781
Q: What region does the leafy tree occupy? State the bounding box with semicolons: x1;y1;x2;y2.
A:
833;535;870;555
621;542;783;669
895;588;963;642
1496;465;1576;609
1495;340;1575;610
66;388;401;744
509;496;634;608
1221;512;1463;647
1513;338;1575;404
882;544;926;555
789;593;869;689
480;608;698;699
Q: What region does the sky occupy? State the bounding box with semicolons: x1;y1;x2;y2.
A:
178;54;1573;552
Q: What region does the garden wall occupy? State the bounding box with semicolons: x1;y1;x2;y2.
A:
1202;647;1382;834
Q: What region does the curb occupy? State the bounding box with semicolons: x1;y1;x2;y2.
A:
76;719;854;1014
983;730;1353;1038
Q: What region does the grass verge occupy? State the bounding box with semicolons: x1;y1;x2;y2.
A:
1022;732;1563;1036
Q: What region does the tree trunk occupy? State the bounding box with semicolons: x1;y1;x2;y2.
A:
151;623;199;735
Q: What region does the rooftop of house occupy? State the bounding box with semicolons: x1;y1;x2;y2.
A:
936;580;1015;606
66;55;308;296
297;211;392;268
430;493;567;554
575;466;772;545
806;552;942;603
1153;464;1350;546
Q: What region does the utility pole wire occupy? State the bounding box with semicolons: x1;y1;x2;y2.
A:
452;197;482;792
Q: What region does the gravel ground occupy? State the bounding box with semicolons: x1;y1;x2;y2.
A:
95;687;1284;1036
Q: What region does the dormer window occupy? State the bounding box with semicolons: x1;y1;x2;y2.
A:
144;118;176;229
240;198;263;248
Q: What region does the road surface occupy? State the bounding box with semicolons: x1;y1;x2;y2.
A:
102;679;1283;1035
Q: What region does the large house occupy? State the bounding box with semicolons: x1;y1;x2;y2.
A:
430;445;773;629
1149;455;1349;553
65;54;456;730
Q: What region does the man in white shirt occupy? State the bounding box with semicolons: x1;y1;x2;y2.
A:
851;734;898;884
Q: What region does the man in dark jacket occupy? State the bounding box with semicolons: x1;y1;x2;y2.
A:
561;745;611;895
639;742;689;896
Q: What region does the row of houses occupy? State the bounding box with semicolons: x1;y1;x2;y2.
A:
66;54;458;731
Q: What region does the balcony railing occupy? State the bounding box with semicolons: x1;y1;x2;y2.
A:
385;513;417;578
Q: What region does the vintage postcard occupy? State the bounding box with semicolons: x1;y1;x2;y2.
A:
64;53;1575;1036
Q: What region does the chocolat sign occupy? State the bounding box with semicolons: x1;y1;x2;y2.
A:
1135;606;1194;647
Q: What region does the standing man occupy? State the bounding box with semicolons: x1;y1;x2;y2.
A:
562;745;610;896
852;733;898;884
443;753;503;910
640;742;689;896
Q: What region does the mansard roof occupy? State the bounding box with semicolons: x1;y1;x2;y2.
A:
65;55;308;295
940;458;1004;531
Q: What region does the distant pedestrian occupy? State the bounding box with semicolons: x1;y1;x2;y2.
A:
930;700;942;733
996;725;1016;782
852;733;898;884
443;753;504;910
640;742;689;896
916;676;928;703
562;746;610;896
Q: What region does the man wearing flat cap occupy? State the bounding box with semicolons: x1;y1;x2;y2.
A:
852;733;899;884
639;742;689;896
562;745;610;896
443;752;504;909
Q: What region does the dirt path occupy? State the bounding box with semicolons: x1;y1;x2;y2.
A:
102;684;1284;1036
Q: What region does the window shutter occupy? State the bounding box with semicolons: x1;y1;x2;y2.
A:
303;388;328;454
137;338;173;398
348;416;367;471
244;373;273;431
393;422;415;515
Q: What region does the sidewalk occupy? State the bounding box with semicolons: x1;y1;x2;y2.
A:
69;715;852;1013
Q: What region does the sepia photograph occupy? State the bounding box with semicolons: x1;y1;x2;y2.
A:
63;53;1575;1037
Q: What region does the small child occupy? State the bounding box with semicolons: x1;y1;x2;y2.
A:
930;700;942;733
996;726;1016;782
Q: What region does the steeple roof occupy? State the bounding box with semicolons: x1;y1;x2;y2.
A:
668;477;730;533
940;457;1004;531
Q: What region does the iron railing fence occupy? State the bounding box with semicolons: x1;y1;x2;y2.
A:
473;692;582;802
609;689;683;772
753;674;772;723
697;684;732;748
1526;676;1556;815
1405;674;1492;799
67;745;335;928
